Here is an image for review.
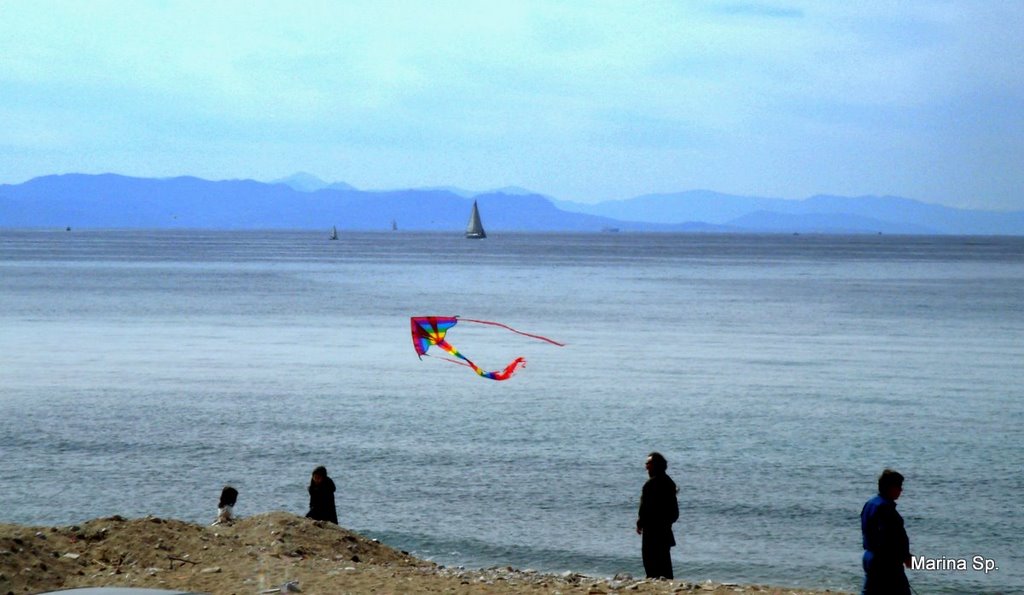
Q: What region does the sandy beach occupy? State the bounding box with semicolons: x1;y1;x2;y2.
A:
0;512;850;595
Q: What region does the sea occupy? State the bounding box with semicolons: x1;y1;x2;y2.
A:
1;230;1021;594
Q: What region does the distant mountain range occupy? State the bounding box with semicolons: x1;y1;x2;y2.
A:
2;173;1022;235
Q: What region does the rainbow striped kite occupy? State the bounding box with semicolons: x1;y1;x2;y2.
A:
410;316;564;381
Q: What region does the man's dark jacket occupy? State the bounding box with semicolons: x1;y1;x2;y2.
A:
860;493;910;595
638;473;679;546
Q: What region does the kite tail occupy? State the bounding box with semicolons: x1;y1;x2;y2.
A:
437;341;526;381
480;357;527;381
459;318;565;347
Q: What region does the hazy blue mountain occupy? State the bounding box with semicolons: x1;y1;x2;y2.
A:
555;190;782;223
794;194;1024;234
557;191;1024;235
270;172;327;191
482;186;545;197
404;185;476;197
2;174;330;229
0;174;712;232
400;185;544;198
2;173;1021;234
271;172;356;192
469;192;725;232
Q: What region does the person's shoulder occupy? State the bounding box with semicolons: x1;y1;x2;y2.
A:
864;494;894;512
648;474;676;490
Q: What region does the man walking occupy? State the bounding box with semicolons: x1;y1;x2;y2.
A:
861;469;912;595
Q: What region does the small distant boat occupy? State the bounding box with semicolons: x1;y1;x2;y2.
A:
329;226;338;240
392;219;398;231
465;200;486;239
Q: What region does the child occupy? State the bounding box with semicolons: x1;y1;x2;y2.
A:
305;466;338;524
213;486;238;525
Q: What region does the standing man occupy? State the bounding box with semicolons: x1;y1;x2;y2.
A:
636;451;679;579
860;469;912;595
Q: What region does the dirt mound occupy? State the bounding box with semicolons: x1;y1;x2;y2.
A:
1;512;424;594
1;512;848;595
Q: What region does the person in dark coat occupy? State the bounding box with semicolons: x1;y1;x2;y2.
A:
213;485;238;525
306;465;338;524
636;451;679;579
860;469;912;595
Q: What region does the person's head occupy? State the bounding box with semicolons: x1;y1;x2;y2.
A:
219;486;238;508
645;452;668;477
312;466;328;484
877;468;904;500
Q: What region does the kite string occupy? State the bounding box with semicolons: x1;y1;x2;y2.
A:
435;340;487;376
424;353;475;369
458;318;566;347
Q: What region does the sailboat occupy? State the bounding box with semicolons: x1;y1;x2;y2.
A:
465;200;486;239
329;226;338;240
392;219;398;231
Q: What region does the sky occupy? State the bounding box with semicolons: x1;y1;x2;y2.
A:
1;1;1022;210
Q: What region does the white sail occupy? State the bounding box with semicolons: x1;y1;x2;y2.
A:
465;201;486;239
329;226;338;240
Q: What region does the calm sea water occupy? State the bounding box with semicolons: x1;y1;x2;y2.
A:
1;230;1021;594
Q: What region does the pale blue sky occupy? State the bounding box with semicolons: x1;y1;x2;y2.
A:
1;1;1021;209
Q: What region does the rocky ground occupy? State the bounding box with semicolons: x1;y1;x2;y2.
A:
1;512;850;595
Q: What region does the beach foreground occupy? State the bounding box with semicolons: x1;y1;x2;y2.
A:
1;512;850;595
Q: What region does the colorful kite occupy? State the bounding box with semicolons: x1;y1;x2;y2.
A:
410;316;564;380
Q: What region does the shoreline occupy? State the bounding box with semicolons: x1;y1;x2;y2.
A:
0;512;851;594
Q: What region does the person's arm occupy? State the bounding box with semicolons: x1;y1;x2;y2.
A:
875;503;910;563
637;483;648;534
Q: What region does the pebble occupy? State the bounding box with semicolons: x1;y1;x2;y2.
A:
200;566;222;574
